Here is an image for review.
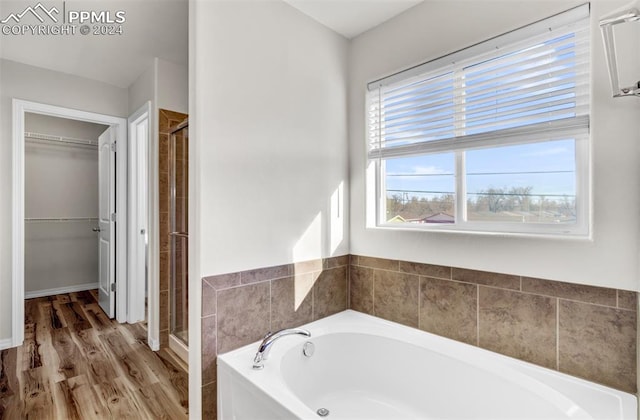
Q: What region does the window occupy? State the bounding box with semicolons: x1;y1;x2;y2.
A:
367;4;590;236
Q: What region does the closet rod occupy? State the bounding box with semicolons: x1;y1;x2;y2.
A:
25;217;99;222
25;132;99;148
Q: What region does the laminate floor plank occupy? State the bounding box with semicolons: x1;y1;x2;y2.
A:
21;366;54;419
53;379;83;420
51;327;85;380
0;291;188;419
65;374;110;419
0;348;19;419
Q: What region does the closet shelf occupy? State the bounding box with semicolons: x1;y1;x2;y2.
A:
25;217;99;222
25;132;98;148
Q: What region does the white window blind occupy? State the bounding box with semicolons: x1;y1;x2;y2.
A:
366;4;591;235
367;4;590;160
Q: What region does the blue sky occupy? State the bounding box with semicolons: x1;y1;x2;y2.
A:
385;139;576;202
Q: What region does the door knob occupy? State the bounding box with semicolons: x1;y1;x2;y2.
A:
92;227;101;232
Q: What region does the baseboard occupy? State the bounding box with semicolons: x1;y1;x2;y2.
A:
25;282;99;299
0;338;14;350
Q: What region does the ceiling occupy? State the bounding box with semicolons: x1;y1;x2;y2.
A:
0;0;188;88
283;0;423;39
0;0;419;89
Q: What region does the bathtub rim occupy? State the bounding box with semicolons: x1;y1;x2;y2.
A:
217;309;638;420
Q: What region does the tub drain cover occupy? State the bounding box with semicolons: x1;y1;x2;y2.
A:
317;408;330;417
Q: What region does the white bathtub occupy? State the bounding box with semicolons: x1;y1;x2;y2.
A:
217;310;637;420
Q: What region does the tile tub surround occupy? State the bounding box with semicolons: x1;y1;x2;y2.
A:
200;255;349;418
349;255;638;394
203;254;637;418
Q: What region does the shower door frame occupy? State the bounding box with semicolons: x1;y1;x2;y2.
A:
168;119;189;359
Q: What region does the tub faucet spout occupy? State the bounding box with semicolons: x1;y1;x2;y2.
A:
252;328;311;370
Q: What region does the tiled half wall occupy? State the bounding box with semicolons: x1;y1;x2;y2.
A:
201;254;637;418
351;255;637;394
200;256;349;418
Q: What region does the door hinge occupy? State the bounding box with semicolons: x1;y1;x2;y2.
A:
111;283;116;292
111;141;117;152
111;212;117;222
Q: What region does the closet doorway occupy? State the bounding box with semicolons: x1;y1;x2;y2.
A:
11;100;128;347
24;114;110;312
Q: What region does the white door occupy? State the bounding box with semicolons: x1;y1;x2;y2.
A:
98;127;116;318
127;104;150;323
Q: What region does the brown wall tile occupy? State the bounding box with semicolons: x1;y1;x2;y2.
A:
479;287;556;368
160;332;169;348
240;264;291;284
618;290;637;311
161;109;188;127
522;277;616;307
217;282;270;354
400;261;451;280
159;134;169;173
201;315;217;386
350;265;374;315
420;277;477;345
160;251;169;291
203;273;241;291
313;267;347;320
202;280;217;317
202;382;216;420
559;300;636;393
159;171;169;211
452;268;520;290
356;256;399;271
374;270;419;328
160;290;169;331
271;275;314;331
293;259;323;275
324;255;349;269
160;212;170;253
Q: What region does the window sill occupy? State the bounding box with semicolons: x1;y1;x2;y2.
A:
367;223;592;241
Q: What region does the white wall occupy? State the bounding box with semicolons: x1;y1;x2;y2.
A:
157;58;188;114
349;1;640;291
129;63;155;115
25;114;107;295
194;0;349;277
190;0;349;415
0;58;128;341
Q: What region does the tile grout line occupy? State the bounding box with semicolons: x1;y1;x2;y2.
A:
215;290;219;357
556;298;560;371
418;276;422;330
476;285;480;347
372;269;376;316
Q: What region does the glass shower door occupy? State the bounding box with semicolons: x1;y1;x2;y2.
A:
169;121;189;346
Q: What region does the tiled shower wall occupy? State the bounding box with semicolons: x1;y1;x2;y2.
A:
201;254;637;418
158;109;188;348
200;256;349;418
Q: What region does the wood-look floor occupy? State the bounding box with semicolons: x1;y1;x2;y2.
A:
0;291;188;419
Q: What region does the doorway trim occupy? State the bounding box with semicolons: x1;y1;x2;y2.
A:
127;102;156;347
12;99;128;346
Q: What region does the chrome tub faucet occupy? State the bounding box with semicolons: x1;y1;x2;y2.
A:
252;328;311;369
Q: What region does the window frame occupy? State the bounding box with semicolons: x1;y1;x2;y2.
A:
366;4;591;237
